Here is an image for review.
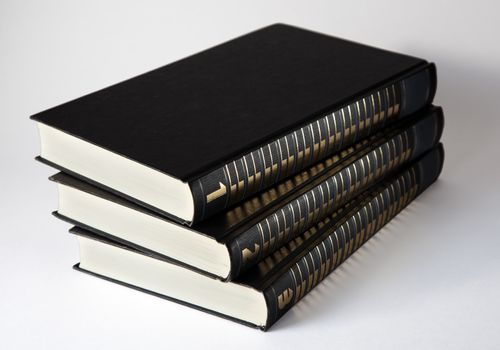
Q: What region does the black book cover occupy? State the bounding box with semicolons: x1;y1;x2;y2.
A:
54;107;443;280
72;144;444;330
32;23;436;223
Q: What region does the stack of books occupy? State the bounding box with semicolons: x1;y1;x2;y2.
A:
32;24;444;330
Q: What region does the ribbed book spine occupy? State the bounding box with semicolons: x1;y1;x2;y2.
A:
263;145;444;328
190;66;436;222
228;109;443;277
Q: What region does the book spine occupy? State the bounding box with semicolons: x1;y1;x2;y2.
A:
228;108;443;278
190;65;436;222
263;145;444;329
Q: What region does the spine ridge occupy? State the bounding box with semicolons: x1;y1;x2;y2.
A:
229;110;442;277
191;67;434;222
263;146;444;327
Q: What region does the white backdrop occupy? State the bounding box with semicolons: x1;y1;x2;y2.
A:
1;1;499;349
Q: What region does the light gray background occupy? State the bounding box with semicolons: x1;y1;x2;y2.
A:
1;0;499;348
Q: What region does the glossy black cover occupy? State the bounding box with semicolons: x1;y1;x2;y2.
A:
31;23;428;181
190;66;435;222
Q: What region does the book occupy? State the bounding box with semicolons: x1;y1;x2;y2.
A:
72;144;444;330
52;107;443;280
32;23;437;225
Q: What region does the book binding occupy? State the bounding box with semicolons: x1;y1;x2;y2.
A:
263;144;444;328
228;107;443;278
190;65;436;223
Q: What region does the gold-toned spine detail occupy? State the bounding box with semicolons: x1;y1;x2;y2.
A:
240;122;416;266
324;114;333;154
205;181;228;203
345;220;354;257
377;90;385;123
234;161;244;203
386;87;393;118
311;123;319;164
283;136;293;178
348;104;357;142
372;94;379;125
333;230;343;269
341;108;349;142
392;84;400;116
267;144;276;186
387;179;397;219
332;112;341;151
356;100;364;134
366;95;374;135
374;146;382;178
328;234;337;272
242;155;252;196
277;288;294;309
242;243;260;262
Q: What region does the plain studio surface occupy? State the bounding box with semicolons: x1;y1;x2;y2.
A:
1;0;500;349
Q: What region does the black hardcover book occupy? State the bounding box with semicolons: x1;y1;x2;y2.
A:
32;23;436;225
52;107;443;280
72;144;444;330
